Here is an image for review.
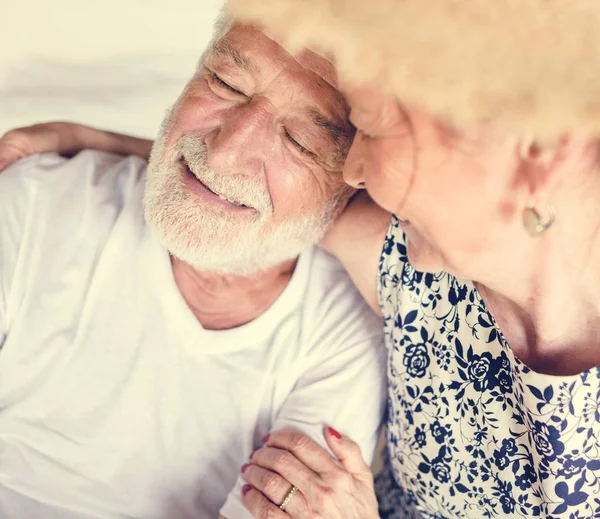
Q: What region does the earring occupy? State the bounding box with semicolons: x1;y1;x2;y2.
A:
522;201;555;236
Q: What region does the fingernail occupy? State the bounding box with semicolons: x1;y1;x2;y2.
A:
241;463;250;473
250;449;257;460
263;434;270;443
328;426;342;440
242;484;252;496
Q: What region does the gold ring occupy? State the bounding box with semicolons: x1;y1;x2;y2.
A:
279;485;298;511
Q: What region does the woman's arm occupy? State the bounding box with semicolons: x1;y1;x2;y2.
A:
0;122;153;171
321;191;391;315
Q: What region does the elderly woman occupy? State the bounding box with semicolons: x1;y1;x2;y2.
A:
227;1;600;518
2;1;600;518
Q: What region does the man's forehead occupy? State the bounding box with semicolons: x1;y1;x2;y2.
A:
294;48;338;88
211;22;354;167
222;23;340;90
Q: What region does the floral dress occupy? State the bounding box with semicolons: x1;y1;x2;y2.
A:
374;217;600;519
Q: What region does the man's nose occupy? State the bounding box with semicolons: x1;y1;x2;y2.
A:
343;133;367;189
207;98;273;176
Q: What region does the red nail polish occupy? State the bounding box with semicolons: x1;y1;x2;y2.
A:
263;434;270;443
328;427;342;439
241;463;250;473
242;484;252;496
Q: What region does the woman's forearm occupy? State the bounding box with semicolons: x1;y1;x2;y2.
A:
0;122;153;172
67;123;153;159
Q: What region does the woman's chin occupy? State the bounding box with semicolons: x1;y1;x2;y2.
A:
406;237;444;273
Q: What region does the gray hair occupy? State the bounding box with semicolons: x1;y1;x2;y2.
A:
198;8;233;67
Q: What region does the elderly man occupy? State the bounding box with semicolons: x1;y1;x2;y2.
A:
0;13;385;519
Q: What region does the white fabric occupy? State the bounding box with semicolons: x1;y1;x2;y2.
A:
0;151;386;519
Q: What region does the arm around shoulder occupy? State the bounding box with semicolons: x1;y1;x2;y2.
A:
0;122;153;172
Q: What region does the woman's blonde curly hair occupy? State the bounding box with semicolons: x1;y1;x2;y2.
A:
229;0;600;143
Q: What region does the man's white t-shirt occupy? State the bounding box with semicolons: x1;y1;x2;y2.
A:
0;151;386;519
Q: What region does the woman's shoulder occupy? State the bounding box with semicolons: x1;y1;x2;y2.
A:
378;217;448;311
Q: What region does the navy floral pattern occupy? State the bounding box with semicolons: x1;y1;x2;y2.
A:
375;217;600;519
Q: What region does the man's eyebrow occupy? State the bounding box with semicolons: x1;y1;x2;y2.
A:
211;39;258;73
308;110;355;164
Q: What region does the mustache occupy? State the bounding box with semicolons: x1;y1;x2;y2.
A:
173;134;272;214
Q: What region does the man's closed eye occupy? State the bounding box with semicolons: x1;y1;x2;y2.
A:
284;128;316;158
210;72;246;97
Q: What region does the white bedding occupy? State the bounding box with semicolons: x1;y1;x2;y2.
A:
0;0;223;138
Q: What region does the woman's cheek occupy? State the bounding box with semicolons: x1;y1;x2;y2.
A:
365;140;415;214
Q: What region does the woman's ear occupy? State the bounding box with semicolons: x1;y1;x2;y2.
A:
517;137;552;197
517;134;594;199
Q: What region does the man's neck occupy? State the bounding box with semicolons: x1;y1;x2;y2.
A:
171;256;298;330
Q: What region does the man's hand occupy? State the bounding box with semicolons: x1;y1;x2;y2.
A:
0;122;153;173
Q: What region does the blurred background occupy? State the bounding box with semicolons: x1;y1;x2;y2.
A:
0;0;223;138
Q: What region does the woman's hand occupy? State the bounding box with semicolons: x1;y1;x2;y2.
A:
0;123;74;172
240;427;379;519
0;122;153;173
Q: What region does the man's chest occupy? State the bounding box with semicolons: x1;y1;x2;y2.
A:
0;284;297;518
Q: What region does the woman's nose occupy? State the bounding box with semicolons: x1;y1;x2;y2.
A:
343;133;367;189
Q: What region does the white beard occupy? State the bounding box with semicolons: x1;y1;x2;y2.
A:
143;110;340;275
